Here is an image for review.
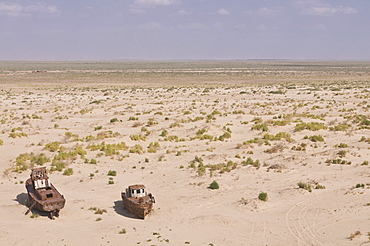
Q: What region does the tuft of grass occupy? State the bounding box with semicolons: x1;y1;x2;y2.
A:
297;181;312;192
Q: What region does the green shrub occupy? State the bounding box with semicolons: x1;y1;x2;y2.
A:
335;143;348;148
209;181;219;190
295;122;327;132
110;118;119;123
258;192;268;201
251;123;269;132
297;181;312;192
129;144;144;154
108;170;117;176
308;135;324;142
54;162;66;172
160;130;168;137
94;126;103;131
63;168;74;176
263;132;294;142
130;134;146;141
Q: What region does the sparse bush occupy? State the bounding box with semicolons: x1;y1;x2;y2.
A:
308;135;324;142
315;184;326;189
160;130;168;137
63;168;74;176
295;122;327;132
108;170;117;176
129;144;144;154
297;181;312;192
335;143;348;148
94;126;103;131
337;150;347;158
251;123;269;132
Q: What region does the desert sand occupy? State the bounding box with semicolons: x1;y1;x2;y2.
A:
0;61;369;246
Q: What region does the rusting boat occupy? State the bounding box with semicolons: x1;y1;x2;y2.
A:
25;167;66;219
121;184;155;219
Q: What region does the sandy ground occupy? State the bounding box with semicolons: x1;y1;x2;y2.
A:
0;83;369;246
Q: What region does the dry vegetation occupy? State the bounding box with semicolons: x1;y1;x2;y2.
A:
0;61;370;245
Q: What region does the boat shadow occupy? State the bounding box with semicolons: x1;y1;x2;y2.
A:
113;200;140;220
15;192;53;218
15;192;28;206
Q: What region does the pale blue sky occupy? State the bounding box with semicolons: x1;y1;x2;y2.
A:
1;0;369;60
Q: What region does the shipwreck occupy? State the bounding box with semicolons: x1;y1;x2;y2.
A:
121;184;155;219
25;167;66;219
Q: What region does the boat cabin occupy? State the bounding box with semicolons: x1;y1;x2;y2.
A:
127;184;147;198
30;167;55;200
31;167;50;189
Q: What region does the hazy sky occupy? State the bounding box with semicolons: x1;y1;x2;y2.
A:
1;0;369;60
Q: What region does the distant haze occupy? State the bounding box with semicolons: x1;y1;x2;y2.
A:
1;0;370;60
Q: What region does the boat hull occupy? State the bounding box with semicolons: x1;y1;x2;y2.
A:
121;192;154;219
26;178;65;213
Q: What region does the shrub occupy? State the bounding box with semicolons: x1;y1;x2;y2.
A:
263;132;294;142
308;135;324;142
110;118;119;123
129;144;144;154
297;181;312;192
94;126;103;131
251;123;269;132
335;143;348;148
258;192;268;201
295;122;327;132
209;181;219;190
130;134;146;141
160;130;168;137
337;150;347;158
108;170;117;176
54;162;66;172
63;168;74;176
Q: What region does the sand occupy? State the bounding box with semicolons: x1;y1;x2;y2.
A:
0;67;370;245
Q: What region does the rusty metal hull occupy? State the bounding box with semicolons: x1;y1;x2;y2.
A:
26;178;65;213
121;192;154;219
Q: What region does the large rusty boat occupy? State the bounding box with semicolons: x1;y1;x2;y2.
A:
25;167;66;219
121;184;155;219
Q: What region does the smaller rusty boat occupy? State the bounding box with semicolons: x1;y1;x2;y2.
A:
25;167;66;219
121;184;155;219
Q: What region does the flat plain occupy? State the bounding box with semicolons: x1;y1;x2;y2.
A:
0;60;370;245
